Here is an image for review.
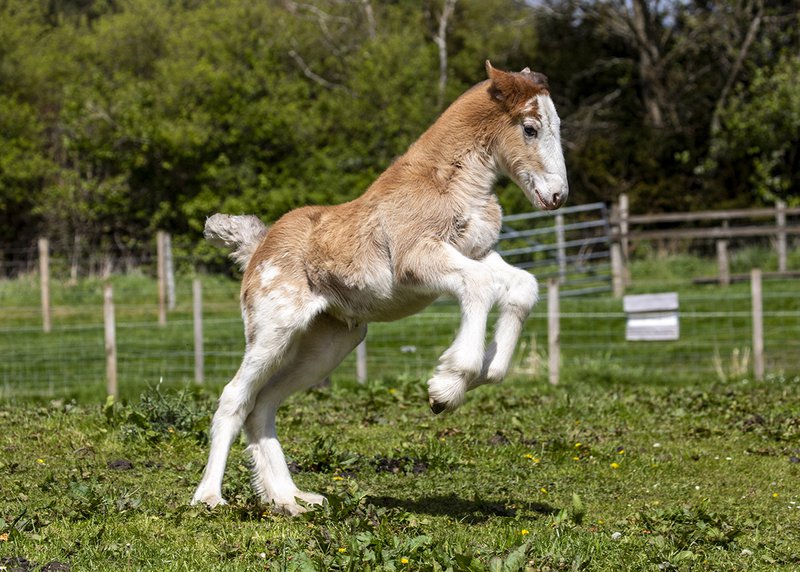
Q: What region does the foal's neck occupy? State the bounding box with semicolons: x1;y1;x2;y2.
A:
409;86;501;197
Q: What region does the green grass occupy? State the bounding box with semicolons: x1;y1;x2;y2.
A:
1;374;799;570
2;251;800;569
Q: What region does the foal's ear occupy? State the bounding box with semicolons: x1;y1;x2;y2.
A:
486;61;549;106
520;67;550;90
485;60;516;103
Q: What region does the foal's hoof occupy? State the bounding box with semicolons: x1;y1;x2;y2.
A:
191;492;227;508
429;397;447;415
271;491;326;516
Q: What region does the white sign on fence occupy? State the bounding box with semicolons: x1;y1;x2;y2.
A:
623;292;679;341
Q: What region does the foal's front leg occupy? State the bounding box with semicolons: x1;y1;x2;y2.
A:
472;251;539;388
423;246;496;413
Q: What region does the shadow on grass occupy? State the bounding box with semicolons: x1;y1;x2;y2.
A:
367;494;559;523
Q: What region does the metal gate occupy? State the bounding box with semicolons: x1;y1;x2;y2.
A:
498;202;612;296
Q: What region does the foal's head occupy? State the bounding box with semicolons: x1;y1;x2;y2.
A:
485;61;568;211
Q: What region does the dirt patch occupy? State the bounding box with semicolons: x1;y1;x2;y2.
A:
0;557;69;572
373;455;428;475
41;563;71;572
488;433;510;446
0;557;34;572
107;459;134;470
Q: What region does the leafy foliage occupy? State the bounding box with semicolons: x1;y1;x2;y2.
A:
1;0;798;267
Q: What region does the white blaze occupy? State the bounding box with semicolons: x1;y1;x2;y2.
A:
531;94;568;209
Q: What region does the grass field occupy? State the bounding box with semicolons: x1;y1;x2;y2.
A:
1;372;799;571
2;251;799;569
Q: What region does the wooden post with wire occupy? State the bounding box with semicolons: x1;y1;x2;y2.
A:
751;268;764;381
356;340;367;384
38;237;52;333
555;213;566;283
547;278;560;385
610;200;626;298
776;200;787;273
165;232;176;310
717;240;730;287
193;278;204;384
157;231;167;326
104;284;118;398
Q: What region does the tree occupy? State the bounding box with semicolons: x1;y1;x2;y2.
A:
712;54;800;204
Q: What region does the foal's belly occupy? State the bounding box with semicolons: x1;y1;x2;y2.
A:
326;285;440;325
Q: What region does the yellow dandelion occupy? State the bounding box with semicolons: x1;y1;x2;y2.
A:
574;443;582;448
332;476;344;481
610;462;620;469
540;487;548;494
338;547;346;553
520;529;530;536
400;557;409;564
524;453;534;459
572;456;580;461
36;459;45;464
618;449;625;455
772;492;779;498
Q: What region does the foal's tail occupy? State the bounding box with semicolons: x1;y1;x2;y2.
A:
204;214;269;271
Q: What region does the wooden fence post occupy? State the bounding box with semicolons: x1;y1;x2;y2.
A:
356;340;367;384
38;237;52;333
610;201;626;298
156;231;167;326
193;278;204;384
610;241;625;299
555;213;566;283
165;233;176;310
619;192;629;260
776;200;787;272
547;278;560;386
717;240;730;287
751;268;764;381
104;284;118;398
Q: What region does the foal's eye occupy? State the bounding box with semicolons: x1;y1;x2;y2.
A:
523;125;538;138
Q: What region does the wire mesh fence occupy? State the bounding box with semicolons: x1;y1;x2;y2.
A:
2;269;798;401
5;201;799;400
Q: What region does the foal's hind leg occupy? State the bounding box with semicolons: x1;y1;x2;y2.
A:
192;287;324;508
244;314;366;515
191;351;274;507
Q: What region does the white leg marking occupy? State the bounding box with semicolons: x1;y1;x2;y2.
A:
192;288;325;508
473;252;538;388
422;245;496;412
244;315;366;515
191;355;267;507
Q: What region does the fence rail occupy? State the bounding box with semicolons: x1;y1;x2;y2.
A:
2;271;798;401
609;196;799;296
498;201;612;297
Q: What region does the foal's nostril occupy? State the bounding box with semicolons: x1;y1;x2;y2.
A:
551;192;561;208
